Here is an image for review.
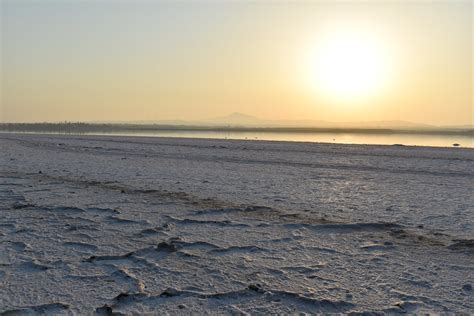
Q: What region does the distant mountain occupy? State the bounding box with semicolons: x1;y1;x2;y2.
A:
91;113;468;130
441;124;474;129
200;113;436;129
203;112;264;125
338;120;436;129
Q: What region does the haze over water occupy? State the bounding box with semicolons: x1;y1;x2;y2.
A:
6;130;469;148
106;131;474;148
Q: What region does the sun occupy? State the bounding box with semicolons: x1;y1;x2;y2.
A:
309;30;388;101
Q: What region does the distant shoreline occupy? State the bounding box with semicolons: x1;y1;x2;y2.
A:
1;123;472;136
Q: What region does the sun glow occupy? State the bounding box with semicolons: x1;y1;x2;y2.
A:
309;29;390;101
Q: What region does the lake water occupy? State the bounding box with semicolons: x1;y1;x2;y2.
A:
68;130;473;148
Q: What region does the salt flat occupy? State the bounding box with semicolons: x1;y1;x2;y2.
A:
0;133;473;314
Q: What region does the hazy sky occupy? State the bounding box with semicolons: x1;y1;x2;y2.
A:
1;0;472;125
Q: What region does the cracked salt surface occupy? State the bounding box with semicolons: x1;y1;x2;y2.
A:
0;133;473;314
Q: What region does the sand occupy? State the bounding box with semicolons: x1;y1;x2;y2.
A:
1;133;473;314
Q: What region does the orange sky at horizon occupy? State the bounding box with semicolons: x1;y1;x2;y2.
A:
1;1;472;125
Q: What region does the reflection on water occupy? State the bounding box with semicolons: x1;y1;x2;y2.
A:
78;130;473;148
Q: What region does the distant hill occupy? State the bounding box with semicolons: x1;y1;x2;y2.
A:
202;112;265;126
199;112;437;129
8;113;471;130
442;124;474;129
